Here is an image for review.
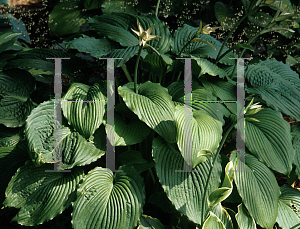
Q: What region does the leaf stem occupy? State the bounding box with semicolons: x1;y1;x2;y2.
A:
134;45;143;93
121;64;133;82
155;0;161;17
201;123;235;225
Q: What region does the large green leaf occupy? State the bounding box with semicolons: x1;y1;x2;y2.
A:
106;106;151;146
174;105;223;167
88;13;138;47
25;100;105;169
65;35;119;58
167;80;230;125
4;48;87;83
152;136;222;225
171;24;236;65
200;79;236;114
138;215;165;229
108;45;142;68
0;69;35;127
292;123;300;179
88;13;172;53
62;82;106;139
0;31;21;53
276;184;300;229
230;153;280;229
0;140;28;206
245;59;300;121
192;57;227;78
245;108;294;175
3;161;84;226
235;204;256;229
72;165;145;229
48;0;86;36
118;82;176;143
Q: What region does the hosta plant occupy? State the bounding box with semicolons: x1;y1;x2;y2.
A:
1;0;300;228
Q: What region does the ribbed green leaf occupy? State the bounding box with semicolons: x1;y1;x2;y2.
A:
230;153;280;229
62;82;106;139
245;108;294;175
167;80;230;125
276;184;300;229
235;204;257;229
202;211;226;229
3;161;84;226
88;13;138;47
192;57;227;78
152;137;222;225
26;100;105;169
174;105;223;167
0;69;35;127
49;0;86;36
201;79;236;114
107;112;151;146
72;165;145;229
89;13;172;53
118;82;176;143
0;141;28;206
0;31;20;53
245;59;300;121
138;215;165;229
65;35;119;58
172;24;236;65
292;123;300;179
108;45;141;67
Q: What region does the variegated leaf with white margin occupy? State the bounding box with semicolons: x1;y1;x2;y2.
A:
208;161;234;210
211;203;234;229
202;211;225;229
